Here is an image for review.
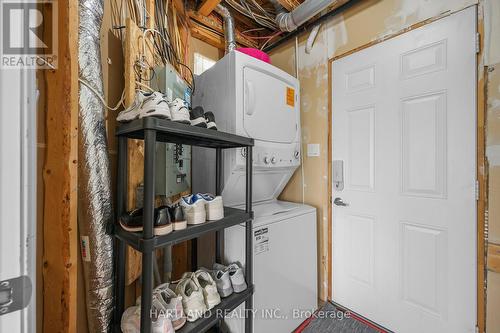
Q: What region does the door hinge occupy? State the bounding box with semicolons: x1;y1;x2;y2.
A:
0;276;32;316
476;32;481;54
475;325;480;333
475;180;480;201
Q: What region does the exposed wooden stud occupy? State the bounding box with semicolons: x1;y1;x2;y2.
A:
198;0;222;16
476;5;487;330
42;0;78;332
124;18;149;285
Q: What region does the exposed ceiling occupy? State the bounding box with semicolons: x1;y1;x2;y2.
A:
189;0;309;51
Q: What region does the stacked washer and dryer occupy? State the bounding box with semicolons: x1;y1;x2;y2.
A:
193;50;317;333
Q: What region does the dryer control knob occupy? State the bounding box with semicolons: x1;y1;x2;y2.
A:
271;157;277;164
294;151;300;159
264;156;270;164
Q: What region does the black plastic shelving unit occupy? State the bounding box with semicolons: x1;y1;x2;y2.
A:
113;117;254;333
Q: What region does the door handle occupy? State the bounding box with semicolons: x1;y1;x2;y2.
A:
245;80;256;116
333;197;349;207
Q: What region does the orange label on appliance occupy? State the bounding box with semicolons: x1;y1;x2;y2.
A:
286;87;295;107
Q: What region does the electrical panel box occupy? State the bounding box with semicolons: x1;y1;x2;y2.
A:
155;143;191;196
154;63;192;105
153;64;192;197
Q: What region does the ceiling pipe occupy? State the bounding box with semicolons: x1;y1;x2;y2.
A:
269;0;348;32
215;4;237;53
305;23;322;54
264;0;360;53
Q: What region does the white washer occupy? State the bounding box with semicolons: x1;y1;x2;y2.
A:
192;51;318;332
223;201;317;333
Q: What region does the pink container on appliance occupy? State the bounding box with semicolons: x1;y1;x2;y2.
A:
236;48;271;64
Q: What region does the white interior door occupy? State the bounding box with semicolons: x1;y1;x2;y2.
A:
0;67;37;332
331;7;477;333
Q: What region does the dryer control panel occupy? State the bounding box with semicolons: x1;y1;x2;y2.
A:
236;144;301;169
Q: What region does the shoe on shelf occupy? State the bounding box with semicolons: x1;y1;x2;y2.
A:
119;206;173;236
154;283;186;331
117;91;171;123
175;276;207;322
191;270;221;310
169;204;187;231
180;195;206;225
168;98;191;124
120;303;174;333
204;111;218;130
210;268;233;298
213;262;248;293
190;106;207;128
198;193;224;221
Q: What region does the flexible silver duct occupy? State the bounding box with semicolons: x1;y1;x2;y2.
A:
215;4;237;53
78;0;114;332
269;0;344;32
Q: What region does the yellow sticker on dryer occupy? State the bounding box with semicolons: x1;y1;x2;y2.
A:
286;87;295;107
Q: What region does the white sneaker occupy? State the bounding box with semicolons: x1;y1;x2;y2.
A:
168;98;191;124
175;276;207;322
154;283;186;330
180;195;206;225
117;91;171;122
213;262;248;293
198;193;224;221
192;270;221;309
121;303;174;333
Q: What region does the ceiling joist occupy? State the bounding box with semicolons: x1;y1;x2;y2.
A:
188;10;259;49
198;0;222;16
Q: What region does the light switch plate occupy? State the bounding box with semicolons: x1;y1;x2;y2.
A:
307;144;320;157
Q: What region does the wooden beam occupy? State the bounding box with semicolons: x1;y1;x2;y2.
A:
190;24;226;50
124;18;148;285
275;0;294;11
476;8;487;332
188;10;259;48
42;0;78;332
198;0;222;16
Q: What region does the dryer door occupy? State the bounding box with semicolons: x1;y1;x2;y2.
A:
243;66;298;143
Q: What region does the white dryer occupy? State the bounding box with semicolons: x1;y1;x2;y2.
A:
192;50;317;333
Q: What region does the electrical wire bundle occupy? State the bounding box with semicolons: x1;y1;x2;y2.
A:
110;0;194;93
225;0;278;30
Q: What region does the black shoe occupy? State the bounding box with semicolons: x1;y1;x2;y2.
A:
169;204;187;231
204;111;217;130
190;106;207;128
119;206;173;235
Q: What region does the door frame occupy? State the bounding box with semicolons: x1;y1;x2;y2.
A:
326;5;486;332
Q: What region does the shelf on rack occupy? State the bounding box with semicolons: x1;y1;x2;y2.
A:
114;207;253;252
177;286;254;333
116;117;254;148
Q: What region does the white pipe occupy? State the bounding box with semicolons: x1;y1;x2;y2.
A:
305;23;321;54
270;0;345;32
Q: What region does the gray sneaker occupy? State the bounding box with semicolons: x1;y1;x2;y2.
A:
212;269;233;298
213;262;247;294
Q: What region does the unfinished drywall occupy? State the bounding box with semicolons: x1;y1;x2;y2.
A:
271;0;480;305
272;0;500;331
